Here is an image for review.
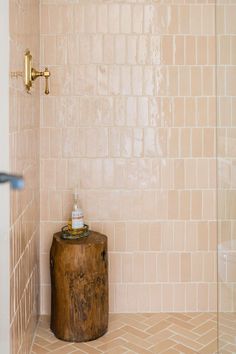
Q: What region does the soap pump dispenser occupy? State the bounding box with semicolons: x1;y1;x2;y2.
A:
71;189;84;230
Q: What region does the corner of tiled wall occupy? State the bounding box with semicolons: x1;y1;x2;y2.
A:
217;0;236;316
9;0;40;353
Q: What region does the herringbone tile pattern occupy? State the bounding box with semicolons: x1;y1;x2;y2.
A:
219;313;236;354
31;313;218;353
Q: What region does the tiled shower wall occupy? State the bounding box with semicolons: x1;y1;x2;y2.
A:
216;1;236;350
9;0;40;353
217;2;236;312
40;0;217;314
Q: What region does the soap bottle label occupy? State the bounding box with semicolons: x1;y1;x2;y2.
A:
72;210;84;229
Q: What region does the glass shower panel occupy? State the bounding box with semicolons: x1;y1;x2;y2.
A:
217;1;236;352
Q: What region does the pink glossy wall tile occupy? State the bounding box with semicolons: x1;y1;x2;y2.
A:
9;0;40;352
217;3;236;343
40;0;217;314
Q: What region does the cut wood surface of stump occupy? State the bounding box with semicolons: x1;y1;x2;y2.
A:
50;231;108;342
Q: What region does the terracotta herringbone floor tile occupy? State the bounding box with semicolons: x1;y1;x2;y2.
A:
219;312;236;353
198;329;217;345
72;343;102;353
149;338;177;352
122;333;151;349
168;324;200;341
146;329;175;344
193;321;216;335
31;313;218;354
146;320;171;335
174;344;198;354
198;339;217;354
170;335;202;351
161;349;179;354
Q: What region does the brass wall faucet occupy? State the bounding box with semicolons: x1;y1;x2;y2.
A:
24;49;51;95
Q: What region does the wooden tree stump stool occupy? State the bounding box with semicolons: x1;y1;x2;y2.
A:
50;231;108;342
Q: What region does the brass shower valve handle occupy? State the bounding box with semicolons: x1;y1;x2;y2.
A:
31;67;50;95
24;50;51;95
44;69;50;95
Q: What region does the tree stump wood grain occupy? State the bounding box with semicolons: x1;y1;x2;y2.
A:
50;231;108;342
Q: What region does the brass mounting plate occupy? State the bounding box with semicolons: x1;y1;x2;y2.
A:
24;49;32;92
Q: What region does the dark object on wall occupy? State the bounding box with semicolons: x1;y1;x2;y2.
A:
50;231;108;342
0;172;24;189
